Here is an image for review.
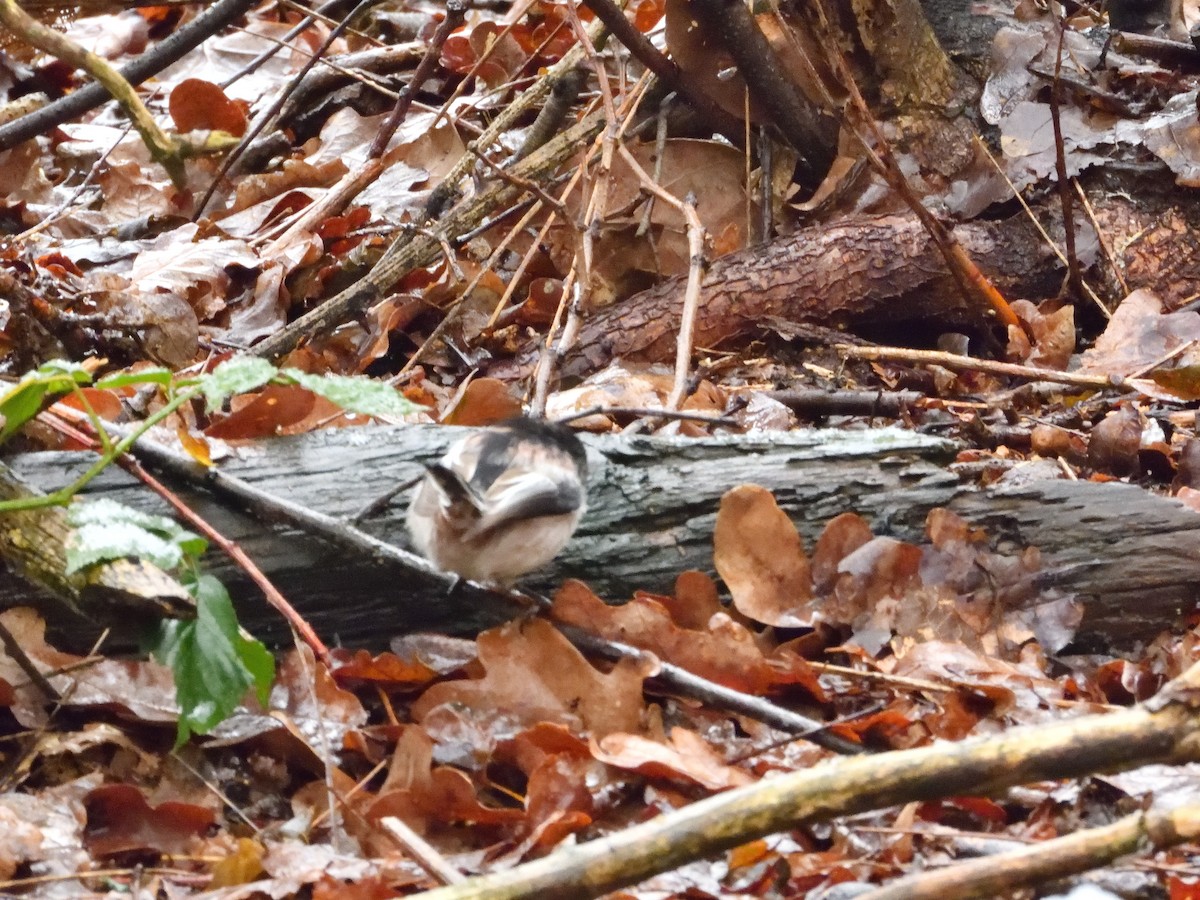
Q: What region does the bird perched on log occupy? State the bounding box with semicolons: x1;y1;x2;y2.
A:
406;418;588;584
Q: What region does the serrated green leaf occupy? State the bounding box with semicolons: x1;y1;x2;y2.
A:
36;360;92;379
96;367;173;389
0;360;94;443
200;357;277;412
69;497;173;531
153;617;190;668
151;578;275;746
66;521;183;573
282;369;420;418
68;498;207;561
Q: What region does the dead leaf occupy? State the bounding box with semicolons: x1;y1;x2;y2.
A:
591;727;754;790
551;580;775;694
169;78;247;136
83;783;214;858
714;485;813;627
329;649;438;690
1088;405;1143;476
205;384;317;439
410;617;649;736
1080;291;1200;380
441;378;523;425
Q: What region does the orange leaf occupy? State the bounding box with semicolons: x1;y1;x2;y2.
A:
169;78;247;136
714;485;813;627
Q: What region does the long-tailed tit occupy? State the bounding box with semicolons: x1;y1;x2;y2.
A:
406;418;588;584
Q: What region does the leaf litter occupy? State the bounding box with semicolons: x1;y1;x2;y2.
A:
0;481;1187;896
2;0;1200;894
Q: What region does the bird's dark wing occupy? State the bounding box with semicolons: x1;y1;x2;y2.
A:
466;470;584;538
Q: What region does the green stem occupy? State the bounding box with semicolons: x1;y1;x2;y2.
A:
0;384;203;513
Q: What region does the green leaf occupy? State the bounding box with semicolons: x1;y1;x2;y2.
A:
96;367;173;389
67;498;207;570
66;522;183;573
199;357;277;412
281;369;420;418
152;577;275;745
0;360;93;443
33;359;93;381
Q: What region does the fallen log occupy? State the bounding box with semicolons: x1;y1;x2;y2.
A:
516;184;1200;383
3;424;1196;650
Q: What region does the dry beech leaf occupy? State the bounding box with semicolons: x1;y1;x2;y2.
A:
1080;290;1200;380
329;649;438;690
551;580;775;694
1010;298;1075;369
518;277;565;326
442;377;523;426
410;617;649;736
169;78;247;136
54;388;123;422
1030;423;1085;461
83;783;214;858
590;727;754;790
204;384;316;440
713;484;813;627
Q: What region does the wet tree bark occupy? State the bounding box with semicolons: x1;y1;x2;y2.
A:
3;424;1195;651
538;186;1200;383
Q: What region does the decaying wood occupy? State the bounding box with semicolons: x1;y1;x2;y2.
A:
549;213;1057;380
3;425;1196;651
545;187;1200;381
0;463;193;634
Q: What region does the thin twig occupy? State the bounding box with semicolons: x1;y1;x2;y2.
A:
787;0;1023;333
973;136;1110;319
577;0;746;144
380;816;467;885
0;618;60;701
554;406;738;426
195;0;377;217
1074;180;1129;298
42;410;332;665
367;1;465;160
837;344;1128;392
1049;19;1085;304
609;143;708;411
857;804;1200;900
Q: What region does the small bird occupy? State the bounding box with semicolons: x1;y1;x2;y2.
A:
406;418;589;584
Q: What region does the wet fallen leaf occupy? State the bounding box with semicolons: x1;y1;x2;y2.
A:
591;727;754;790
83;783;214;858
551;580;775;694
411;617;649;736
714;485;813;628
